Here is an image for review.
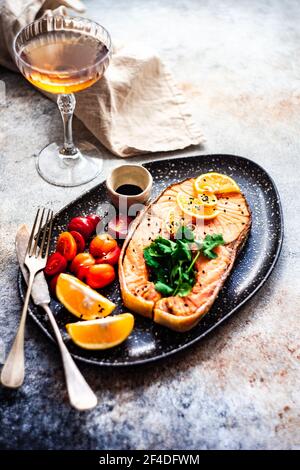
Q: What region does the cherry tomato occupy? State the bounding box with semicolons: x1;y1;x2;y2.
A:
89;233;117;258
108;215;133;240
95;245;121;266
69;230;85;253
70;253;95;280
44;252;67;277
68;216;95;240
86;264;115;289
49;274;59;297
56;232;77;261
87;214;101;230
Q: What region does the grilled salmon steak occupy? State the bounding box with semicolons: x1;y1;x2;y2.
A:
119;176;251;332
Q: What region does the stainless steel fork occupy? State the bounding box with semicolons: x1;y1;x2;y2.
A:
1;208;53;388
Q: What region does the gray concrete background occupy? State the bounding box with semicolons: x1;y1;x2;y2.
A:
0;0;300;450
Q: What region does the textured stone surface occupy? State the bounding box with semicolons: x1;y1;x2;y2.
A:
0;0;300;450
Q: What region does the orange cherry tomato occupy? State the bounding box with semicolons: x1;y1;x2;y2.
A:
89;233;117;259
70;253;95;280
56;232;77;261
95;245;121;266
86;264;115;289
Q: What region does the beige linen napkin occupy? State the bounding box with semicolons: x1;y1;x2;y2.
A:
0;0;204;157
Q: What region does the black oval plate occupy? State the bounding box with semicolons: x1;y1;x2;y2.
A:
18;154;283;366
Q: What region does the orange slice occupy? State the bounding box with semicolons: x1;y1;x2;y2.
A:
195;191;218;207
177;192;220;220
66;314;134;350
194;173;240;194
56;273;115;320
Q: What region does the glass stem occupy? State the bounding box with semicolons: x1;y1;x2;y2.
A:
57;93;78;157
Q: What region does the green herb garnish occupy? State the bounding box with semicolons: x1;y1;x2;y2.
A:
143;228;224;297
202;234;225;259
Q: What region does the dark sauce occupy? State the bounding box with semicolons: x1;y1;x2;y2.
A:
116;184;143;195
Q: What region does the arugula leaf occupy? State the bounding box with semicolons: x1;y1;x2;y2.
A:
179;239;192;260
143;247;160;268
156;242;174;255
147;246;161;257
155;281;174;296
202;234;225;259
155;237;176;248
177;282;194;297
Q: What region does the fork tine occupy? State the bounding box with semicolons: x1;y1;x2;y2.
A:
44;210;54;260
39;208;51;257
26;208;41;257
31;207;45;257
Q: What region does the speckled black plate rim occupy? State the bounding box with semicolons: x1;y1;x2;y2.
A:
18;153;284;367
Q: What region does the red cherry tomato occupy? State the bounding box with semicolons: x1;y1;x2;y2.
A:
49;274;59;297
69;230;85;253
44;252;67;277
56;232;77;261
108;215;133;240
89;233;117;258
86;264;115;289
68;216;95;240
70;253;95;280
95;245;121;266
87;214;101;230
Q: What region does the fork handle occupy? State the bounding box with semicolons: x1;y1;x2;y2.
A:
41;304;97;411
1;272;35;388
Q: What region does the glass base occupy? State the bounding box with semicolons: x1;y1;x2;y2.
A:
36;141;103;187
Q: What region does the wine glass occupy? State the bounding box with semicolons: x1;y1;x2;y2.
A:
13;16;111;187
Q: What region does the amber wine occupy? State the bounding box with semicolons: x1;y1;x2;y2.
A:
20;30;109;93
